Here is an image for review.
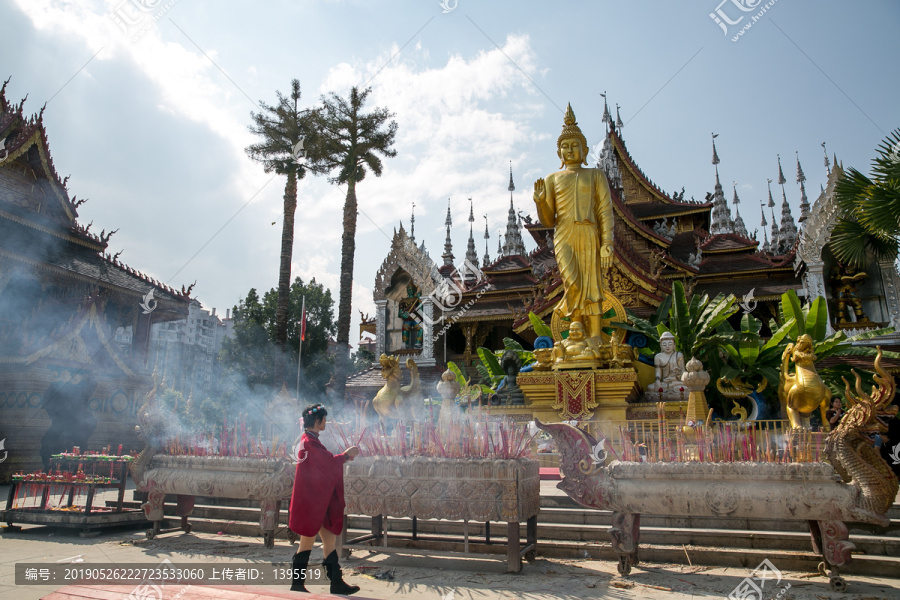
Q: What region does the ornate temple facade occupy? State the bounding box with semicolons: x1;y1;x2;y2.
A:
346;97;900;406
0;81;193;479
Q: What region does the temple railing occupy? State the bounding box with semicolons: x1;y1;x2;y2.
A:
549;419;830;464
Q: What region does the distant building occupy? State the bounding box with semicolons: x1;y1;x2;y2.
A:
148;301;229;398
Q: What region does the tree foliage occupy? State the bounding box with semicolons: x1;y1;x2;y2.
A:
830;128;900;268
245;79;321;386
219;277;336;396
308;86;398;402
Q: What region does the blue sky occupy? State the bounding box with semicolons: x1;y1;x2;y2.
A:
3;0;898;343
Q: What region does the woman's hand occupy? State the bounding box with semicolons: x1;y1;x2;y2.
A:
344;446;360;460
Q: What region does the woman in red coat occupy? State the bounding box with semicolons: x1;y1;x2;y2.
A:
289;403;360;594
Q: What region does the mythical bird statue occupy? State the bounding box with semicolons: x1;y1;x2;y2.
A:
372;354;422;423
779;334;831;429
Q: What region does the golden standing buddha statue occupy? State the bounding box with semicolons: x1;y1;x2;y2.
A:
533;103;614;341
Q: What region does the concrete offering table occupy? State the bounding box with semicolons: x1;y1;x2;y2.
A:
133;455;294;548
342;456;540;572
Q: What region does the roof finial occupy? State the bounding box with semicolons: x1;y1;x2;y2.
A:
795;151;806;184
442;199;454;267
410;201;415;244
711;133;720;165
483;215;491;268
465;198;478;266
760;202;767;227
615;103;624;130
822;141;831;175
601;91;610;125
508;161;515;192
767;178;775;208
796;152;809;223
777;154;786;186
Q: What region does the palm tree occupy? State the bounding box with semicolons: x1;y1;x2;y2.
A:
245;79;318;388
312;86;398;403
830;128;900;268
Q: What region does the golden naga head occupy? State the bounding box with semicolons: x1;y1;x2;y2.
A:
557;103;589;167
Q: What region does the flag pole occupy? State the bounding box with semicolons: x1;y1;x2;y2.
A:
296;295;306;405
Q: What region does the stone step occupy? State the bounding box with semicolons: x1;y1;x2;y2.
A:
141;514;900;578
540;492;900;519
537;506;900;537
134;499;900;576
342;515;900;555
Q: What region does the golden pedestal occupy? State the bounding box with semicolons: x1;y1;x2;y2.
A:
513;368;640;422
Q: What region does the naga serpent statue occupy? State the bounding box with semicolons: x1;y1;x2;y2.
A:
826;348;899;518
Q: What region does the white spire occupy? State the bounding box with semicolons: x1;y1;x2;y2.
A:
796;151;809;223
502;163;527;256
709;134;733;235
465;198;478;265
732;183;748;239
777;155;798;250
442;199;454;267
483;215;491;268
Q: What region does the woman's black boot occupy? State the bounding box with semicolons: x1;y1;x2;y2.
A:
323;550;359;596
290;550;310;592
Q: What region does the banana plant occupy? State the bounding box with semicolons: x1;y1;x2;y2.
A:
447;360;490;405
716;312;795;391
613;294;672;357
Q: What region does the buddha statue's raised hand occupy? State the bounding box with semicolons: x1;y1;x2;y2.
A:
533;178;546;204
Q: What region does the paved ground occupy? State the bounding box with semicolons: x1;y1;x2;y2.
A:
2;482;898;599
2;523;899;600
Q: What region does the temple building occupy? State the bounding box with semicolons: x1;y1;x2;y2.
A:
0;81;193;480
345;96;900;410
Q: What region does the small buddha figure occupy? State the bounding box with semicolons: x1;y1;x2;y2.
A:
552;322;602;367
646;331;686;401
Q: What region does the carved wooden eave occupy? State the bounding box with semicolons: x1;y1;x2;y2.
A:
610;129;677;206
373;226;442;301
633;205;713;221
0;85;76;225
0;208;103;252
0;295;134;376
611;189;671;249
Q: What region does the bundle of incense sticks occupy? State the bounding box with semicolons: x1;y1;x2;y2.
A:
329;416;537;460
603;419;830;465
160;418;290;459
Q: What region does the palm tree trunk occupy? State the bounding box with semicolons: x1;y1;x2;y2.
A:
273;171;298;387
333;177;357;403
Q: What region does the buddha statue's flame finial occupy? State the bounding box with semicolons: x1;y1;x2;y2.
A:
564;103;576;126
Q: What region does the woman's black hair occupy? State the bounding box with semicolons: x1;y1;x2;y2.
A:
302;403;327;429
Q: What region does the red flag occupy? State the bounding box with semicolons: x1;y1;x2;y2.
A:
300;297;307;342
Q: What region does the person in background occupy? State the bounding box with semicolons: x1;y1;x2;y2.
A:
288;403;360;595
825;397;844;430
